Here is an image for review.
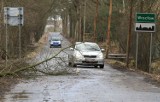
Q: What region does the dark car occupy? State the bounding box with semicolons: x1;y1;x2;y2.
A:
49;37;62;48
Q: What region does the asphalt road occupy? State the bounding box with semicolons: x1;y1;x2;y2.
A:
2;32;160;102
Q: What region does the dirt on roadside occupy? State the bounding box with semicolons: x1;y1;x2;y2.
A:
106;59;160;86
0;33;48;99
0;77;19;98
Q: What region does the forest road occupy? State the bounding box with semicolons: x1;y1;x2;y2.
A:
2;32;160;102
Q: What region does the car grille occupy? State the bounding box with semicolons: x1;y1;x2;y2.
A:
84;55;97;58
82;61;98;63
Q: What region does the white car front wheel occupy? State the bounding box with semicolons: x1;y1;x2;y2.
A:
100;65;104;68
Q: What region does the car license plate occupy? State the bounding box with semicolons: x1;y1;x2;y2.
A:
85;58;95;62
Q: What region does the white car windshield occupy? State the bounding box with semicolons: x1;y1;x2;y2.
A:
75;43;100;51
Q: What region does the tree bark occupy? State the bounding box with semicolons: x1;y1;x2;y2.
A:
105;0;112;58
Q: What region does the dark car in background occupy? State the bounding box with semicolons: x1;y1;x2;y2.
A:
49;37;62;48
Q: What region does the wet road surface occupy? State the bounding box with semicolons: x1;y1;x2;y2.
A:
2;32;160;102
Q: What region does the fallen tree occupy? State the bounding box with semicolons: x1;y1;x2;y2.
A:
0;45;76;77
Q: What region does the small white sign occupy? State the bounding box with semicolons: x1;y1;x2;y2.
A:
4;7;23;16
8;8;19;16
4;7;24;26
8;17;23;26
135;23;155;32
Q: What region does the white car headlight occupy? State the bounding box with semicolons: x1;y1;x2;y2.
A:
97;53;103;59
75;51;84;59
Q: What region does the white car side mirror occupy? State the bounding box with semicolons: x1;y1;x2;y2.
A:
70;48;74;50
101;49;105;52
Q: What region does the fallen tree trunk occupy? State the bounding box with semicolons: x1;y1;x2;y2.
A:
0;45;72;77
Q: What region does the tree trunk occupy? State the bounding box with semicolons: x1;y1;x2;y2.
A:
126;0;133;67
105;0;112;58
94;0;99;41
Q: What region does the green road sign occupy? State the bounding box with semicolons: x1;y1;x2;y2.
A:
136;13;155;23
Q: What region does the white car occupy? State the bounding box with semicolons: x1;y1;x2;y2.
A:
68;42;104;68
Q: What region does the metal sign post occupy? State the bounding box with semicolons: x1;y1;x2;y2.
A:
135;13;156;73
19;20;22;58
136;33;139;69
149;33;153;73
4;7;24;60
5;12;8;68
18;8;23;58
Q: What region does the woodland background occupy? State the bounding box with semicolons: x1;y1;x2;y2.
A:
0;0;160;72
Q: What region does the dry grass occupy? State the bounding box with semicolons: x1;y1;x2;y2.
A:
151;60;160;75
106;59;160;83
0;32;48;98
26;33;48;59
